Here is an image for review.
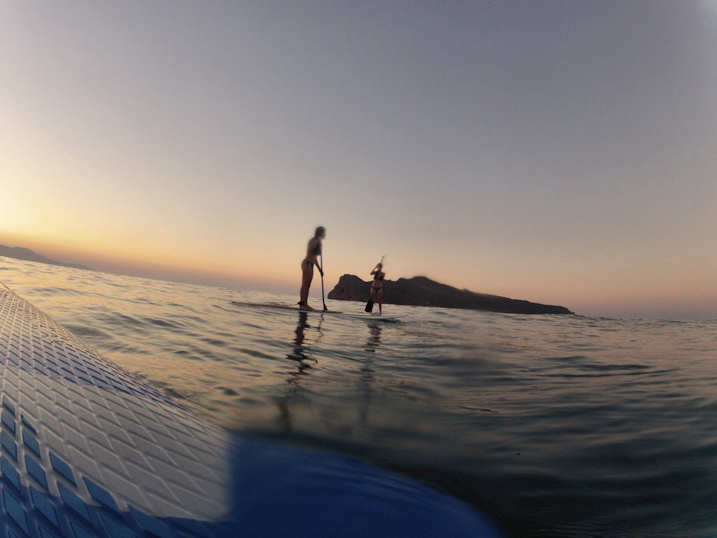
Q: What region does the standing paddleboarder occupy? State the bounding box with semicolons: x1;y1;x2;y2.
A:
298;226;326;311
369;260;385;315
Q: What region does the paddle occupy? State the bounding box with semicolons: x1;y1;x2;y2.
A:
319;254;328;312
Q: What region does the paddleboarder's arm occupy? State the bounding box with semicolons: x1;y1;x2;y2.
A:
306;238;323;275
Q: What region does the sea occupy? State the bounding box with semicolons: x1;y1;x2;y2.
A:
1;256;716;537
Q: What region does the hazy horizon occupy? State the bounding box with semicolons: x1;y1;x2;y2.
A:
0;240;713;321
3;1;716;319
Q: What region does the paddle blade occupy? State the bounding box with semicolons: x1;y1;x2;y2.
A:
365;300;374;313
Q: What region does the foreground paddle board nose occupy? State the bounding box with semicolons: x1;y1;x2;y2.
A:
0;285;504;537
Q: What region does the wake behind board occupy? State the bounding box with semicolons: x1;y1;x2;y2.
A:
0;285;500;537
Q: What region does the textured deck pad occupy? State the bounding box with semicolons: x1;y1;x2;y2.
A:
0;287;233;537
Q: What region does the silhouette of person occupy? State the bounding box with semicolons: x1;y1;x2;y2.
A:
298;226;326;311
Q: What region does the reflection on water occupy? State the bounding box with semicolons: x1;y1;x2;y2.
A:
279;315;383;435
286;311;318;381
278;312;320;431
3;256;717;537
360;323;381;426
365;322;382;353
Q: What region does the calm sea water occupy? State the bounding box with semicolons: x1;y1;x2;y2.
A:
2;256;717;536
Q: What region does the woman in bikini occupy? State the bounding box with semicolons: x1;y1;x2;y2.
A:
369;260;385;315
298;226;326;311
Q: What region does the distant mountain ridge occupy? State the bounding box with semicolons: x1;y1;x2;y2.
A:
0;245;90;271
328;274;572;315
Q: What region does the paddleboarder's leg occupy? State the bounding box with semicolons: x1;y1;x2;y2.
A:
299;260;314;310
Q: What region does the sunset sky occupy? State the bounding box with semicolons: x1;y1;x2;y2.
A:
2;1;716;319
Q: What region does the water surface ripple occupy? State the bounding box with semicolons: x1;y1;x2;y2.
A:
2;257;717;536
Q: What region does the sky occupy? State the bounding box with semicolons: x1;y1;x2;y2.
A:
1;1;716;319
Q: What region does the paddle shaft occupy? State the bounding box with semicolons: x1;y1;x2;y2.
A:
320;254;327;311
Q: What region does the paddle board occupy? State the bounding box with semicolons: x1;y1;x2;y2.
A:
343;314;401;323
230;301;401;322
230;301;343;314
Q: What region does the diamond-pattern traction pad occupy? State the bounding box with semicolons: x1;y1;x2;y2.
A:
0;286;234;537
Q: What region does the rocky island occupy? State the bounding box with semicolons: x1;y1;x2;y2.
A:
328;274;572;315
